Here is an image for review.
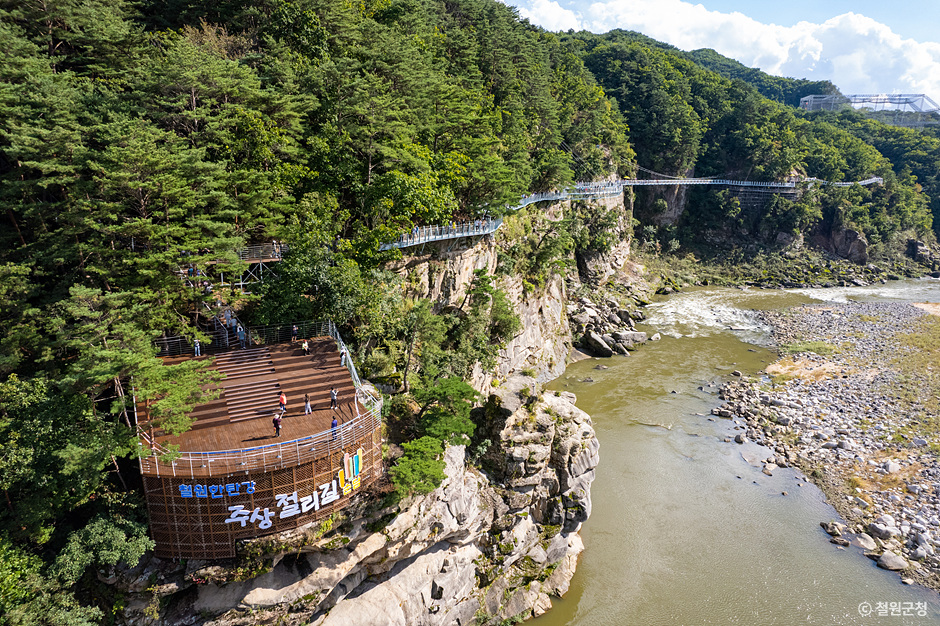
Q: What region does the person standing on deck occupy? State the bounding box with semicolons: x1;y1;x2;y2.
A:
237;324;246;348
330;387;338;410
279;391;287;413
193;338;201;357
304;393;312;415
331;415;338;440
302;339;309;356
273;413;282;438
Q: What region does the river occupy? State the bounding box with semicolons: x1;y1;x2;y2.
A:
537;279;940;625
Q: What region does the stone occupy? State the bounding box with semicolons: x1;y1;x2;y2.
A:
868;523;899;540
877;550;909;571
612;330;647;344
650;333;661;341
820;521;845;537
884;460;902;474
832;227;869;264
734;433;746;444
584;331;613;358
853;533;878;551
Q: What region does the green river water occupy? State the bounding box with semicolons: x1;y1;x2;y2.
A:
535;279;940;625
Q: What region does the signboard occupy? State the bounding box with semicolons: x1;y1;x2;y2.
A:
143;437;380;559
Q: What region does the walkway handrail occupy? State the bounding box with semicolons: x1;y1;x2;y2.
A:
381;174;884;250
141;318;383;477
139;402;382;477
237;242;288;261
380;218;503;251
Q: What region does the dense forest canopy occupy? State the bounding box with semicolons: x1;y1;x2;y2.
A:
1;0;938;623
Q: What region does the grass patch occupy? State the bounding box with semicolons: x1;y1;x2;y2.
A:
895;316;940;418
780;341;838;356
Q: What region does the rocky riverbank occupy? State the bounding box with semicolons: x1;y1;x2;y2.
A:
713;300;940;590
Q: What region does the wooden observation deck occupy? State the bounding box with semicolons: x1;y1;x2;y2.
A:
137;326;384;559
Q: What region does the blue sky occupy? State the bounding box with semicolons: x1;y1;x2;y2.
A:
504;0;940;102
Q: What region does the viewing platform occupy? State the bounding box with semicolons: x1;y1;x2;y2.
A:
136;321;384;559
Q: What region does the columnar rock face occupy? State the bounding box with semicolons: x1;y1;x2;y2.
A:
574;193;632;287
387;233;574;391
121;388;598;626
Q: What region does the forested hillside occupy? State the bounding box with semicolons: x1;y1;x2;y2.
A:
564;30;935;255
1;0;938;623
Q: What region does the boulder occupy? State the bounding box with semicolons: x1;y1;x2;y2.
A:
584;332;613;357
831;227;869;264
612;331;647;344
877;550;909;571
852;533;878;551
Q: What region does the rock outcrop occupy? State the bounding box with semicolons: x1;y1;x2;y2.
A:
117;387;598;626
831;226;869;265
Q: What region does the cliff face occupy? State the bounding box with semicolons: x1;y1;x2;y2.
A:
119;198;621;626
121;389;597;626
384;229;574;393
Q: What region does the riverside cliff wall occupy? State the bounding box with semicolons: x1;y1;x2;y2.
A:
117;195;631;626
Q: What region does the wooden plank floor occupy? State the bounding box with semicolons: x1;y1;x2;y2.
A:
139;338;362;453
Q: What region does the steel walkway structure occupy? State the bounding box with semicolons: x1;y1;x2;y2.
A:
381;175;885;250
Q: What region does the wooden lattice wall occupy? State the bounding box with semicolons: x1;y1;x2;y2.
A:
143;429;382;559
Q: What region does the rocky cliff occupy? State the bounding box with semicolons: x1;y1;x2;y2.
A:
116;195;630;626
118;388;598;626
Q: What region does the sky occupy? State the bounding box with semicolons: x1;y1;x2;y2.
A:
504;0;940;104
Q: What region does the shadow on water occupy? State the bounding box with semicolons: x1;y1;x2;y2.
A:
535;281;940;625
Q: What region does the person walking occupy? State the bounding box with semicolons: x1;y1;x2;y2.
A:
331;416;338;441
329;387;338;410
272;413;282;438
340;347;347;367
193;338;201;357
291;324;298;343
278;391;287;413
237;324;246;348
304;393;312;415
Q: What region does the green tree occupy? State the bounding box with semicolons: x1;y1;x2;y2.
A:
390;436;446;497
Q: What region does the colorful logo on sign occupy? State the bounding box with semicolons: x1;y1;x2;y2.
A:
338;447;364;495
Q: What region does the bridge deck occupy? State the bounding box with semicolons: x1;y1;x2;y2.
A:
138;338;363;476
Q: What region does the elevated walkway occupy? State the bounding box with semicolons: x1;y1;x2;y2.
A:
381;174;884;250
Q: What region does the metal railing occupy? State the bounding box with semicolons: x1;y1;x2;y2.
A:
237;243;289;261
139;403;381;477
379;218;503;251
379;174;884;251
141;318;383;477
153;308;248;358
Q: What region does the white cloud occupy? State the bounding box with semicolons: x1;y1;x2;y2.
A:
514;0;940;102
519;0;581;31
